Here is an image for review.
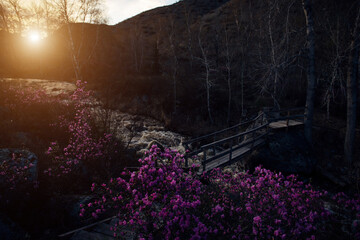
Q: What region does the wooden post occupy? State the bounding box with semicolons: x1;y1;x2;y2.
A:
251;130;256;149
203;149;207;172
213;134;216;155
286;110;290;132
229;140;233;162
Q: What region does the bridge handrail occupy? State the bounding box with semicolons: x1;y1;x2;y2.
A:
268;114;306;122
183;113;265;146
201;123;268;150
202;132;268;165
266;107;307;123
268;107;306;113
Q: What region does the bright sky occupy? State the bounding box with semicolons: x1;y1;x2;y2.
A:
105;0;178;25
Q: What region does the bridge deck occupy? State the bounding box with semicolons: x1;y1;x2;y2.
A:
198;138;265;174
269;120;304;129
186;108;306;174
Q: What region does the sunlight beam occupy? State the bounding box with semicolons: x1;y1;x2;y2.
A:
28;31;41;44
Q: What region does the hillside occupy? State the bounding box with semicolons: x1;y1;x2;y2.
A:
0;0;358;126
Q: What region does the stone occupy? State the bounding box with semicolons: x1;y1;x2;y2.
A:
146;140;165;152
0;213;27;240
0;149;38;182
248;132;316;175
70;230;113;240
170;144;186;154
11;132;32;147
93;223;113;236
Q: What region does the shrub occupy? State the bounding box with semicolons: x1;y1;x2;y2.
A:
44;80;118;178
82;145;332;240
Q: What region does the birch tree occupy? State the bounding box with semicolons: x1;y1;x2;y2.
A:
54;0;107;80
198;26;214;124
344;5;360;166
303;0;316;144
0;1;9;32
167;14;178;114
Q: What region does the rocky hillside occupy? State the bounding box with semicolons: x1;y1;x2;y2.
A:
0;0;358;125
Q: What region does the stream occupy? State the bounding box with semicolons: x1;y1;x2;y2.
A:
1;78;186;153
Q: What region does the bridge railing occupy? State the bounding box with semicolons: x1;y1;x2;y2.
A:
266;107;307;127
200;123;269;172
183;113;265;167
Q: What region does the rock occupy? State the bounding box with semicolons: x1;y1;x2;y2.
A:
129;142;148;151
93;223;113;236
248;132;316;175
110;218;136;240
170;144;186;154
0;149;38;182
0;213;27;240
136;149;148;157
140;130;182;147
147;126;165;131
146;140;165;152
71;195;93;219
316;166;348;187
352;220;360;237
197;149;215;159
187;157;201;167
11;132;32;147
71;230;113;240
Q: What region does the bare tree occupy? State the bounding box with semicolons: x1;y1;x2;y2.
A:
167;13;178;114
345;5;360;166
223;25;233;124
320;17;347;120
41;0;60;32
255;0;298;110
130;20;144;73
303;0;316;144
29;2;44;29
54;0;107;80
3;0;24;33
198;26;214;124
0;1;9;32
233;5;250;117
183;1;194;67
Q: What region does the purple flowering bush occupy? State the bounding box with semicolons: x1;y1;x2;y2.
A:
0;82;70;191
44;80;117;177
330;192;360;238
0;80;120;190
0;151;37;191
0;82;68;141
82;145;336;240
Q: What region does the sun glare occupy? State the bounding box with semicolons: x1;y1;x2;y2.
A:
28;31;41;43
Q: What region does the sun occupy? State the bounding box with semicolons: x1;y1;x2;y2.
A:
28;31;41;43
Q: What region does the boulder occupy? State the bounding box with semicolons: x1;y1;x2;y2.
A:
139;131;182;147
146;140;165;152
11;132;32;147
248;132;316;175
0;149;38;182
136;148;148;158
0;213;27;240
170;144;186;154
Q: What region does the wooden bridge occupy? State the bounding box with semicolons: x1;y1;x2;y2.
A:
183;107;306;174
61;107;306;240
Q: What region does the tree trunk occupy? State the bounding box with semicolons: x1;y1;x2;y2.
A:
344;6;360;166
199;31;213;124
303;0;316;144
241;62;245;117
67;23;82;80
227;66;231;124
